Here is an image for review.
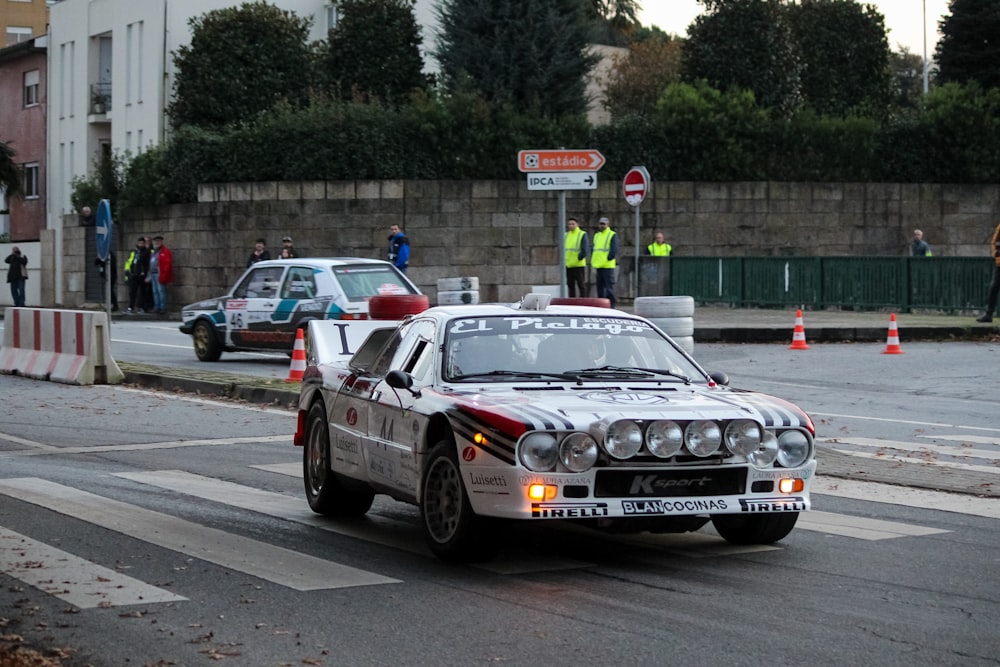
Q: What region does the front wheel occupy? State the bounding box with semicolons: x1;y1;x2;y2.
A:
192;320;222;362
711;512;799;545
303;401;374;516
421;439;496;562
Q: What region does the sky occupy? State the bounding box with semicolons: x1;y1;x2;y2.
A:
639;1;951;58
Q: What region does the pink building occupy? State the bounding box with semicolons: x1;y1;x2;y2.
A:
0;34;47;241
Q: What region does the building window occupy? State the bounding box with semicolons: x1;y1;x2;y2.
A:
24;69;39;107
6;27;32;47
23;164;39;199
325;3;338;31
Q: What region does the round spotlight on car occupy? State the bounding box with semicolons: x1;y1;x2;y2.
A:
646;420;683;458
748;431;779;468
519;432;559;472
724;419;763;456
560;433;599;472
777;430;812;468
604;420;643;459
685;420;722;457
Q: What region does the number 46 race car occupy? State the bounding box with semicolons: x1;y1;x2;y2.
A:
294;294;817;562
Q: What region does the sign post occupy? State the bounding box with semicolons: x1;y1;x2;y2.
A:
95;199;113;319
622;167;650;298
519;149;606;297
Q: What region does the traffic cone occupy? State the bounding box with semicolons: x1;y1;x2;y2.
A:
789;309;810;350
286;328;307;381
882;313;904;354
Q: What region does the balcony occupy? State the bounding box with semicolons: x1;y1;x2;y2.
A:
89;82;112;119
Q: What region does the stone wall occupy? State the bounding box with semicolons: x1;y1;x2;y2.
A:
51;179;1000;310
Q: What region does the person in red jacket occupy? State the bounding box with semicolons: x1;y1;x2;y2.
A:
147;235;174;315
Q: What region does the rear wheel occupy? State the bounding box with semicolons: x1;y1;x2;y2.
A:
192;320;222;362
421;439;496;562
303;401;374;516
711;512;798;545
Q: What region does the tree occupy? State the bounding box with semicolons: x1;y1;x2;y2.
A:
0;140;22;201
320;0;426;105
935;0;1000;89
434;0;597;117
168;1;314;129
682;0;803;118
787;0;892;117
602;37;683;121
889;47;928;113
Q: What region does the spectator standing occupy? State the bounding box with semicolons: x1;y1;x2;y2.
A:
564;217;589;298
94;251;119;311
911;229;932;256
647;231;673;256
247;238;270;267
124;236;150;313
281;236;299;258
387;224;410;273
148;235;174;315
591;216;618;308
976;221;1000;323
79;206;95;227
143;237;155;311
4;246;28;307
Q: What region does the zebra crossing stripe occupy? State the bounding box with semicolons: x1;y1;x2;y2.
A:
796;510;949;540
0;478;399;591
0;526;187;608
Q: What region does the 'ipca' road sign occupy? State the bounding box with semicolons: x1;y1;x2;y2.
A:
95;199;113;261
526;172;598;191
518;149;605;172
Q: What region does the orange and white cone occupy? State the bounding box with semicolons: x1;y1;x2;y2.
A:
789;309;809;350
286;328;307;381
882;313;904;354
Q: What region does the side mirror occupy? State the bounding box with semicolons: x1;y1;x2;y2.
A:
386;369;413;390
708;371;730;387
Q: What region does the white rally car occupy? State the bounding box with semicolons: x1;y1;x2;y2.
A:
294;294;817;562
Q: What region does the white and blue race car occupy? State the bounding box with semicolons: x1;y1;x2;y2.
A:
180;258;422;361
294;294;817;562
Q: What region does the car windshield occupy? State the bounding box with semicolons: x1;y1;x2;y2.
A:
443;315;705;382
333;265;416;302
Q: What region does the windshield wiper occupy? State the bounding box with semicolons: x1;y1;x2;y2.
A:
563;365;691;384
450;370;576;382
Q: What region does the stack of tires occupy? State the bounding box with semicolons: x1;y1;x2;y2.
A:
437;276;480;305
368;294;430;319
634;296;695;355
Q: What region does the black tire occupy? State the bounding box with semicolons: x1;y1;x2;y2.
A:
303;401;375;516
711;512;799;545
192;319;222;362
421;439;496;562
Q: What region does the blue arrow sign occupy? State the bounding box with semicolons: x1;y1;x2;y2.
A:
95;199;112;262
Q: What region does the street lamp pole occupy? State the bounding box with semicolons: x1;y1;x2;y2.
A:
923;0;929;94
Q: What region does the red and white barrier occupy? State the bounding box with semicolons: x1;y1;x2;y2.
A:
0;308;124;385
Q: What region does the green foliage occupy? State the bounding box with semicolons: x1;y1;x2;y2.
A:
602;38;683;122
935;0;1000;89
319;0;426;106
434;0;598;117
916;82;1000;182
70;149;129;217
787;0;892;118
168;1;314;129
0;140;22;200
890;47;929;114
682;0;803;118
767;112;880;181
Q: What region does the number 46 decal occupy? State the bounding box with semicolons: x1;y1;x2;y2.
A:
229;311;245;329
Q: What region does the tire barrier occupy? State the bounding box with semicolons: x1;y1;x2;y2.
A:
633;295;695;318
671;336;695;355
0;307;124;385
437;290;481;305
367;294;430;320
436;276;479;292
647;316;694;338
550;297;612;308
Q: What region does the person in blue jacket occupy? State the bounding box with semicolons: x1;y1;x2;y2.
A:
387;224;410;273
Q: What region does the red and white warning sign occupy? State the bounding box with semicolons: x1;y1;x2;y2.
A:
622;166;650;206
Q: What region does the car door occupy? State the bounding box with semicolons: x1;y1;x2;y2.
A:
227;265;287;350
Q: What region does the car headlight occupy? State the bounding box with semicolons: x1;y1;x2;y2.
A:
604;420;643;459
724;419;762;456
685;420;722;457
519;432;559;472
560;433;599;472
777;430;812;468
646;420;684;458
748;431;779;468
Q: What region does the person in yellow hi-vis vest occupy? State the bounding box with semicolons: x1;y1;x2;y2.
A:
564;217;590;297
646;231;672;256
591;216;618;308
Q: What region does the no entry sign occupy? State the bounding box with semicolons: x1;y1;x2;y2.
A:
623;166;650;206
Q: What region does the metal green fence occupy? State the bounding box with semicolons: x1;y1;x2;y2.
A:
636;256;993;311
